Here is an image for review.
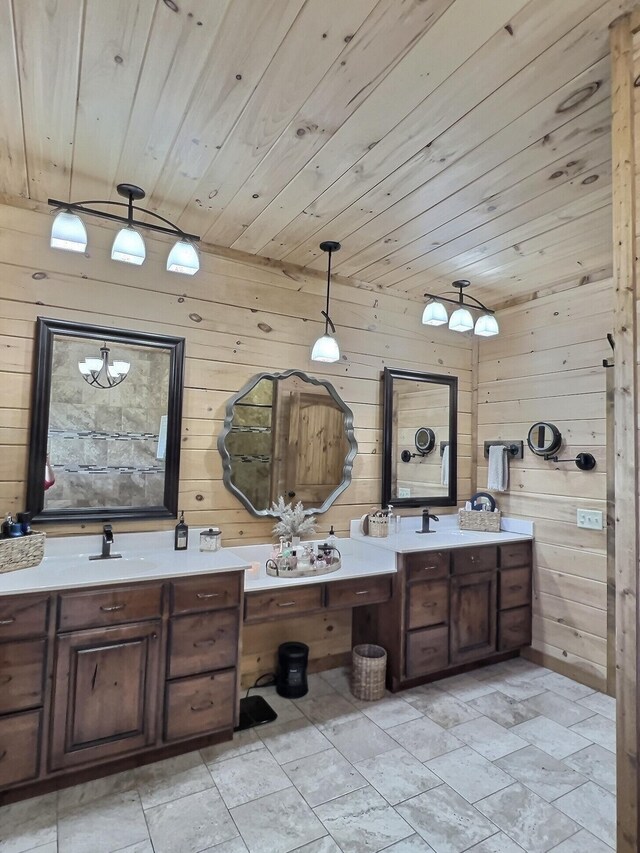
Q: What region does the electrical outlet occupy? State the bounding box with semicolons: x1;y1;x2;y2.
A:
577;509;604;530
398;487;411;498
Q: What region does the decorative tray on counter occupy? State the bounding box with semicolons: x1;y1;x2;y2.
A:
266;544;341;578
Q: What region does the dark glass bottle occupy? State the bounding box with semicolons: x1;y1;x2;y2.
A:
174;510;188;551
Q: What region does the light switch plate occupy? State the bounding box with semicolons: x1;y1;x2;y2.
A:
398;487;411;498
577;509;604;530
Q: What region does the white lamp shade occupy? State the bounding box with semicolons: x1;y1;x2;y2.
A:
84;357;103;371
167;240;199;275
51;211;87;252
311;334;340;363
78;361;91;375
449;307;474;332
422;300;448;326
111;227;146;265
112;361;130;376
474;313;499;337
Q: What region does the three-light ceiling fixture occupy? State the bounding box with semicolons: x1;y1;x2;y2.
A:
49;183;200;275
422;279;499;337
311;241;341;363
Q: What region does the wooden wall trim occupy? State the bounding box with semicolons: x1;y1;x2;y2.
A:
610;12;639;852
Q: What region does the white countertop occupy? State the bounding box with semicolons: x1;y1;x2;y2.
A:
0;529;250;596
0;515;533;596
349;514;533;554
229;537;396;593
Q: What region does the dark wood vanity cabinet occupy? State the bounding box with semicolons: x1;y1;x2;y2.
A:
355;542;532;692
0;573;242;805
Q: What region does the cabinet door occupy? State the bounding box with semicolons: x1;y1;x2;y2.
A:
50;621;161;770
450;571;497;664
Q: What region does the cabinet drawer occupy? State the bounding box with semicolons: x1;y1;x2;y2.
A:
0;595;48;639
168;611;239;679
498;606;532;651
165;669;236;741
0;639;46;714
58;584;162;631
171;573;242;615
500;567;531;610
404;550;449;582
325;576;391;610
406;625;449;678
244;585;323;623
0;710;41;789
500;541;532;569
407;580;449;630
452;546;498;575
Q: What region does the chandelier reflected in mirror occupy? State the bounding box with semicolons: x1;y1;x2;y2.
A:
78;343;130;389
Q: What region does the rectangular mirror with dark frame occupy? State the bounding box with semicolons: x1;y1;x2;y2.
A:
27;318;185;523
382;367;458;508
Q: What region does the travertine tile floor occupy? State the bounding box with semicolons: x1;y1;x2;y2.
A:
0;658;616;853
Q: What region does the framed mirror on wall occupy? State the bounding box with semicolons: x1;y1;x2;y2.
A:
382;367;458;508
218;369;357;517
26;318;185;523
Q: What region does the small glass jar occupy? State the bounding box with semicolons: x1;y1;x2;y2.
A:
199;527;221;552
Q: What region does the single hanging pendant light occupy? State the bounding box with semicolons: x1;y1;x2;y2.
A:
311;241;341;363
50;209;88;252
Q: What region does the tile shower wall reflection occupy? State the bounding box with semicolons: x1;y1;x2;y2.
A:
45;337;170;510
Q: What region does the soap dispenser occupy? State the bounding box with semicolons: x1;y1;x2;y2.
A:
174;511;188;551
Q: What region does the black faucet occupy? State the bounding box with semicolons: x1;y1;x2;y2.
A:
417;507;439;534
89;524;122;560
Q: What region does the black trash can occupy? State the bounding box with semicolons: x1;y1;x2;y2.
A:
276;641;309;698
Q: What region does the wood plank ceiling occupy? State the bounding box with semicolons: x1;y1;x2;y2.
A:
0;0;633;305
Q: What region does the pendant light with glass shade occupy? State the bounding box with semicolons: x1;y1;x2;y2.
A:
48;182;200;275
422;280;499;337
311;241;341;363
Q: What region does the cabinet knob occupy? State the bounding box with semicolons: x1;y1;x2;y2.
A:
0;617;15;626
196;592;219;600
193;639;216;648
277;601;296;608
354;590;370;595
100;604;125;612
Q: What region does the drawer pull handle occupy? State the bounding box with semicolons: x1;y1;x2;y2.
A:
423;566;437;571
0;618;15;626
277;601;296;608
190;700;214;712
193;639;216;648
196;593;220;600
100;604;125;613
354;590;370;595
0;750;6;761
0;675;12;686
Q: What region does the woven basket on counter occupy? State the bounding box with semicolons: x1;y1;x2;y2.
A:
350;643;387;701
0;532;46;573
458;509;501;533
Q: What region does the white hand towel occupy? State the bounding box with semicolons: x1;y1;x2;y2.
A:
441;444;450;487
487;445;508;492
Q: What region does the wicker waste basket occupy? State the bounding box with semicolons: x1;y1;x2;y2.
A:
350;643;387;701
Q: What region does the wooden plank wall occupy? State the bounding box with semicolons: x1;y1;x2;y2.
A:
0;200;473;683
476;278;612;691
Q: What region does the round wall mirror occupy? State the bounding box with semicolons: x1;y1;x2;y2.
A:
415;427;436;455
527;421;562;458
218;370;357;517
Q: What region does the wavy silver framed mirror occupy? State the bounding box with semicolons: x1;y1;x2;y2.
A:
218;370;357;517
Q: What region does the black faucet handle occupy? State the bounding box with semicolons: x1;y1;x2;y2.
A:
103;523;113;541
431;513;440;522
